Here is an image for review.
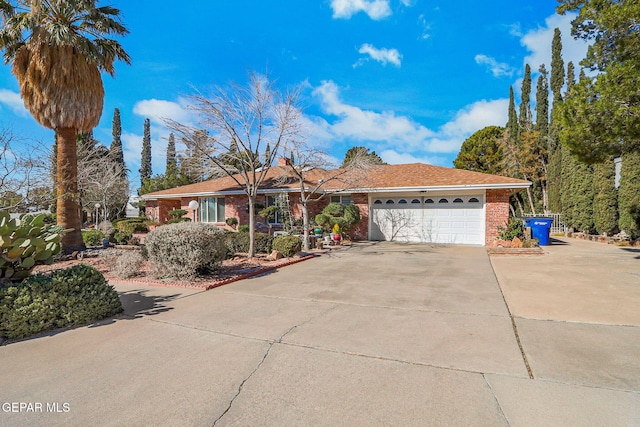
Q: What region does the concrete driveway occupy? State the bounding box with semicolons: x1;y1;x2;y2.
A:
1;240;639;426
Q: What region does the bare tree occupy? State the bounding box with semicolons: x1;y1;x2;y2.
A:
277;141;375;250
0;127;53;212
77;155;129;221
166;73;302;257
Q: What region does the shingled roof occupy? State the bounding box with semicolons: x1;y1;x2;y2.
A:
141;163;530;199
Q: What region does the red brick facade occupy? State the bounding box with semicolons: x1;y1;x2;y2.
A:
485;189;511;245
146;190;510;245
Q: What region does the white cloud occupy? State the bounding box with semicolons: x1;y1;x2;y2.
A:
330;0;391;20
474;54;514;77
309;81;509;165
418;14;431;40
354;44;402;67
520;12;589;72
379;149;445;165
132;98;191;127
0;89;28;116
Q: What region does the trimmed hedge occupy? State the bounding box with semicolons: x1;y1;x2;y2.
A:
82;229;105;247
144;222;227;279
0;265;123;340
272;235;301;257
226;232;273;255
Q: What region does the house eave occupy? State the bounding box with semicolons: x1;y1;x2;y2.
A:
141;182;531;201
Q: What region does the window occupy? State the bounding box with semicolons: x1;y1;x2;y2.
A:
266;195;281;224
330;195;352;205
199;197;225;223
398;199;408;204
438;198;449;204
411;199;421;204
386;200;395;204
425;198;434;204
469;197;480;203
453;198;464;203
374;199;382;204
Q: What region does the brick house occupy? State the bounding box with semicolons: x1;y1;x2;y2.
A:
140;162;530;246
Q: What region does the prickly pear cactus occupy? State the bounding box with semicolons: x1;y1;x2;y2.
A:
0;211;62;283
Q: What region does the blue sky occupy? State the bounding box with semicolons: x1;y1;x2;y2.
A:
0;0;589;188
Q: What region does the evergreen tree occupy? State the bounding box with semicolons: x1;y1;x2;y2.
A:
166;133;177;176
139;118;152;183
566;62;575;94
519;64;532;132
110;108;125;170
506;86;518;142
535;64;549;140
560;144;577;227
571;161;594;233
618;150;640;238
550;28;565;104
592;158;618;236
342;146;386;167
454;126;504;174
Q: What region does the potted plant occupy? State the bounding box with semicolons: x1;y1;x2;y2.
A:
330;223;341;243
225;217;239;229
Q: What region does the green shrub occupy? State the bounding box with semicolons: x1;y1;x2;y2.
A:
237;224;250;233
0;264;123;340
110;230;132;245
168;209;188;219
497;217;524;241
226;232;273;255
115;218;148;234
82;230;105;247
272;235;301;257
225;217;238;228
144;222;227;279
315;203;360;233
0;212;62;284
167;217;191;224
323;202;345;217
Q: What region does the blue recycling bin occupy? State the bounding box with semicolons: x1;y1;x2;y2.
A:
523;217;554;246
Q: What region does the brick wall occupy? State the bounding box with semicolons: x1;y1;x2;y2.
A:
145;199;181;223
485;189;511;245
351;193;369;240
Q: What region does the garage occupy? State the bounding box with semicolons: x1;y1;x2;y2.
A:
370;194;485;245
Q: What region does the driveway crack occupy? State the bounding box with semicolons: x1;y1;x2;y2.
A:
211;305;337;426
482;374;511;426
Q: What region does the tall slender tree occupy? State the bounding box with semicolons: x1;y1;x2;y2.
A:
139;118;152;183
618;150;640;238
592;158;618;236
0;0;130;252
519;64;532;132
571;161;594;233
166;132;177;176
110;108;125;170
550;28;565;104
507;86;518;142
535;64;549;139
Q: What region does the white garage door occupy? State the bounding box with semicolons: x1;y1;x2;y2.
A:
370;195;485;245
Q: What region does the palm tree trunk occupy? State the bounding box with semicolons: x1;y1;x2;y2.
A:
56;127;85;253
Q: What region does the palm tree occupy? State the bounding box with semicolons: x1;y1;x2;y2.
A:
0;1;130;253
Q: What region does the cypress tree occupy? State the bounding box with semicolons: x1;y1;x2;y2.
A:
618;150;640;238
571;162;594;233
550;28;565;104
507;86;518;142
519;64;532;132
139;118;152;183
110;108;125;170
535;64;549;140
560;145;577;228
166;132;177;176
566;62;575;94
592;158;618;236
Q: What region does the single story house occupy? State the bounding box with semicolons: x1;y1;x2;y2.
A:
140;161;530;246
